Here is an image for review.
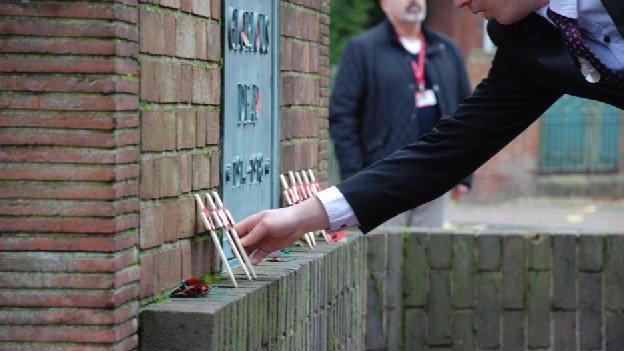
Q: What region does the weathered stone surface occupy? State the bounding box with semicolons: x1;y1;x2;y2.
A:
212;310;224;350
606;311;624;351
553;235;577;309
502;311;525;351
386;234;403;351
554;311;576;351
403;234;428;307
319;309;327;351
428;269;452;346
386;233;403;307
365;272;386;349
386;308;402;351
367;233;387;272
365;231;615;351
502;236;525;309
529;235;552;270
140;308;215;350
268;281;279;345
528;271;550;348
429;234;451;269
452;310;474;351
477;272;501;349
579;273;602;350
404;308;426;351
605;236;624;310
579;236;603;271
238;295;248;350
452;235;475;308
141;230;618;351
140;234;365;350
478;235;501;271
285;272;297;335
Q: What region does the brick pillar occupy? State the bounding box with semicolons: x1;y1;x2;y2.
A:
136;0;221;303
1;0;330;347
318;0;331;184
0;1;140;349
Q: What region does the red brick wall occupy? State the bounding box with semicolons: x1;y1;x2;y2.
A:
280;0;331;182
0;0;329;348
136;0;221;305
471;119;541;201
0;0;141;349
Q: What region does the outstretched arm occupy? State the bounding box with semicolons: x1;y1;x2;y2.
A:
337;51;561;232
236;50;562;262
339;51;561;232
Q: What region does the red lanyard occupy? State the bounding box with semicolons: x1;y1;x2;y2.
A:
410;36;427;91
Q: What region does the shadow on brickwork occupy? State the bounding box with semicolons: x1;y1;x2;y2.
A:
366;228;624;351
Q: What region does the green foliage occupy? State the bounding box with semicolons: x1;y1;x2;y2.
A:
202;273;224;285
153;292;169;304
330;0;373;66
367;2;385;27
140;291;170;307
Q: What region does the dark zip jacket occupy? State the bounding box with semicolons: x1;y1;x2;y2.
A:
330;19;472;186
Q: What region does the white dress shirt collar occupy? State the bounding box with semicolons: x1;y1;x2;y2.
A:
549;0;578;18
537;0;577;20
399;37;422;55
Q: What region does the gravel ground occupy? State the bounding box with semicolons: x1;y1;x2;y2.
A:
448;197;624;233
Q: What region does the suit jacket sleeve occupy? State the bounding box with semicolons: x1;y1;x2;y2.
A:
337;50;562;233
329;39;367;180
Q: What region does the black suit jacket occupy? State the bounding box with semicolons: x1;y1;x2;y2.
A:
338;2;624;233
330;22;472;185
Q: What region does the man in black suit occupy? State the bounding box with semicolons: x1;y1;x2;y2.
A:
331;0;472;228
238;0;624;264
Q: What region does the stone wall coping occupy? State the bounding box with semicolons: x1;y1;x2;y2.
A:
369;227;624;235
142;233;361;315
139;233;366;350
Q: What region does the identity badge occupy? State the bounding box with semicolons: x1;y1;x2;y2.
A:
415;89;437;108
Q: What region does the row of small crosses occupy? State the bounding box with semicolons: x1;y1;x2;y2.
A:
279;169;332;248
194;191;257;288
194;170;332;288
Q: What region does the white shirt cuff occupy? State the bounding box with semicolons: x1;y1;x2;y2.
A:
315;186;360;232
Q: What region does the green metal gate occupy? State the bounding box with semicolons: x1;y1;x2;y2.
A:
539;95;621;173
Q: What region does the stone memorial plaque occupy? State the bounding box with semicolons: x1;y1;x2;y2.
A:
221;0;280;266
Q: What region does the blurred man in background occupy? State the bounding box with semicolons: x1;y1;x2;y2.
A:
330;0;472;227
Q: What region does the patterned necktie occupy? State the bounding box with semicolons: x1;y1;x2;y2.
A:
547;8;624;90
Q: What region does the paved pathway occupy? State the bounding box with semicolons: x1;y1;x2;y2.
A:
448;197;624;233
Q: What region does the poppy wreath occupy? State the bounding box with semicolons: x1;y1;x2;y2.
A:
169;278;211;298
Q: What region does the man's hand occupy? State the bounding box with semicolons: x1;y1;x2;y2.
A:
451;184;470;201
236;197;330;265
